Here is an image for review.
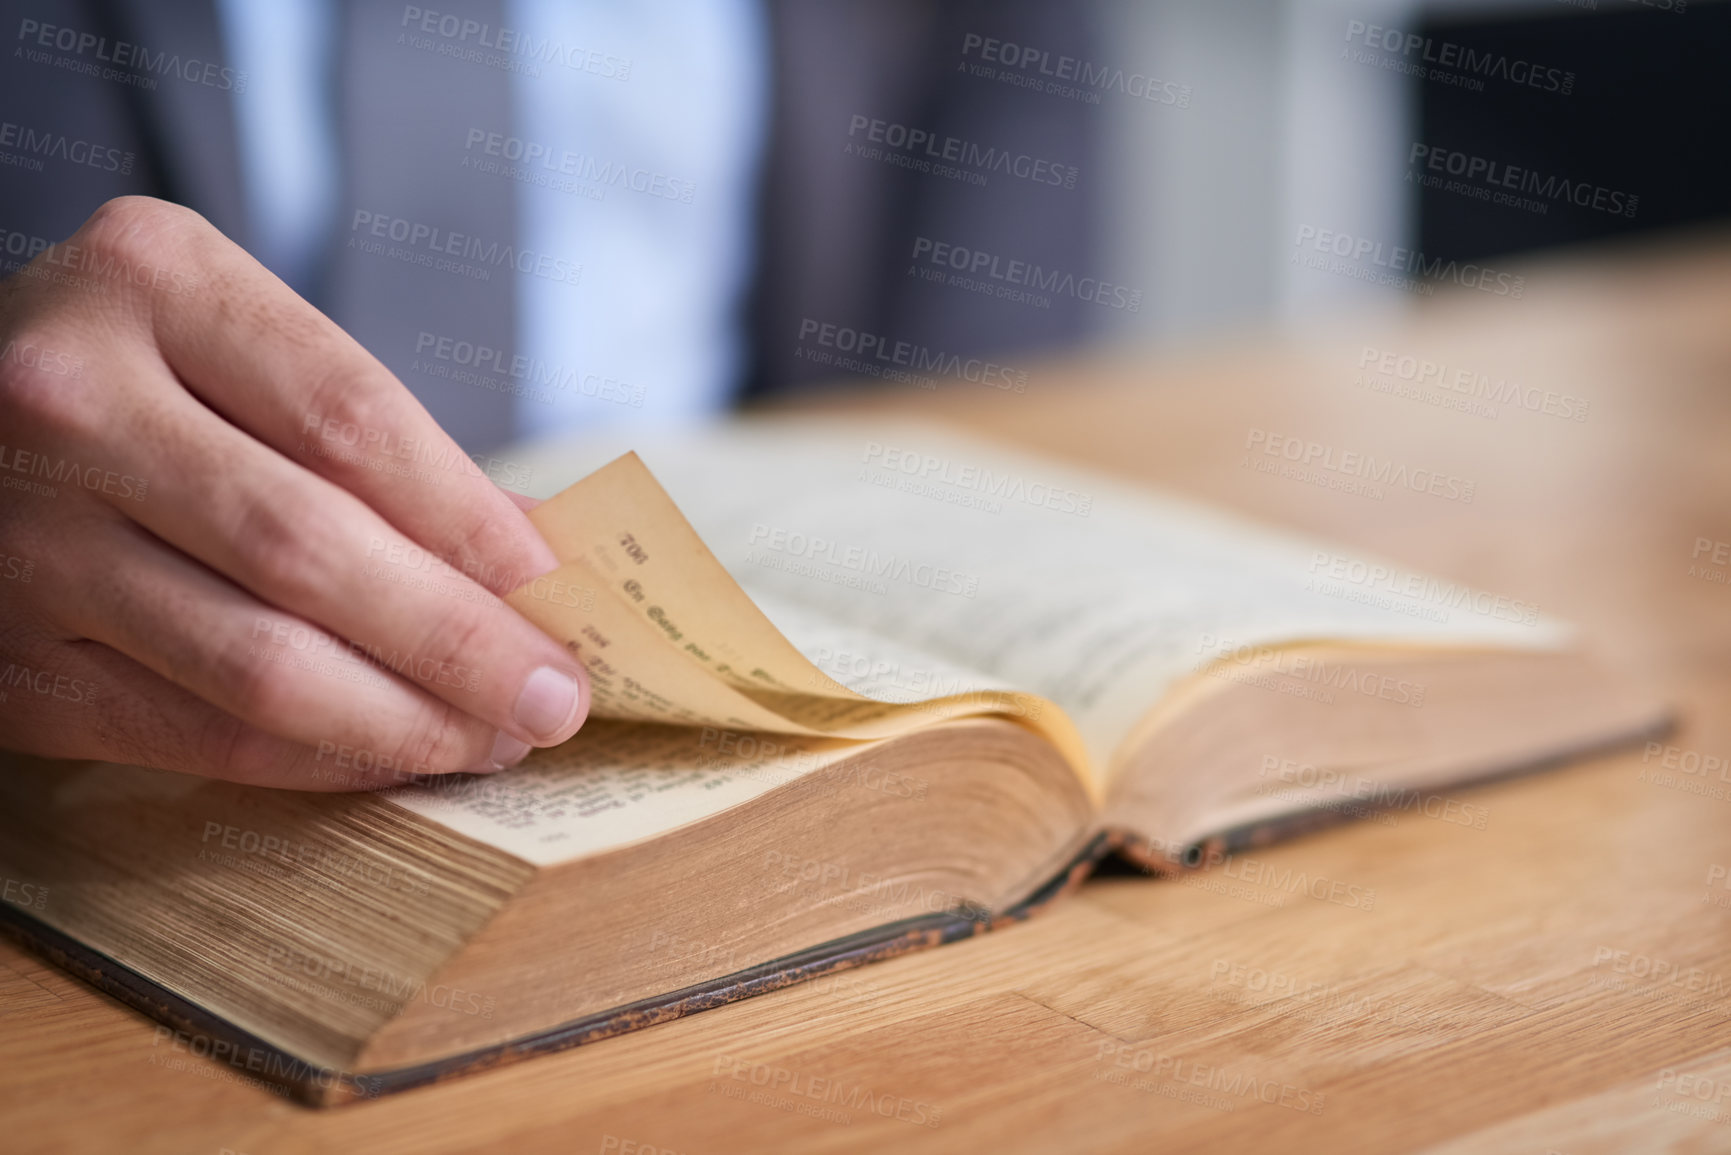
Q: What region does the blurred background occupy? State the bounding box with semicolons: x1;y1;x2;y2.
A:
0;0;1725;450
1092;0;1730;337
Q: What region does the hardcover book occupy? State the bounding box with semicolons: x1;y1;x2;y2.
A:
0;419;1664;1105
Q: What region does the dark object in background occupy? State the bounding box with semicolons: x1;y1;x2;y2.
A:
746;0;1098;398
1414;1;1731;264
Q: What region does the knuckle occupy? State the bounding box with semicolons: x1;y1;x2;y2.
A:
0;325;92;437
232;489;339;601
416;601;493;682
74;196;206;268
186;708;309;786
299;364;397;457
188;707;256;776
387;699;483;775
441;506;527;595
219;641;303;728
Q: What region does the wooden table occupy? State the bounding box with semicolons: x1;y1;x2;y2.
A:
6;230;1730;1153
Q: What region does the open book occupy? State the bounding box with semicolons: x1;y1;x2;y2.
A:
0;419;1664;1105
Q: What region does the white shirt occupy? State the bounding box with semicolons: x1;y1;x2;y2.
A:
217;0;767;444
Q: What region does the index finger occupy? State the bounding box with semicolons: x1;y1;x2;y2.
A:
76;197;554;595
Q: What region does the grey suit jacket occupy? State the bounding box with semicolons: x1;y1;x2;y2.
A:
0;0;1094;447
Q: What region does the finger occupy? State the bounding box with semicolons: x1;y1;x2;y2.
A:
56;360;590;748
60;197;555;596
0;628;455;791
24;502;530;776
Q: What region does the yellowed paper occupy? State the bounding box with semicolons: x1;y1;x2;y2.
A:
387;721;867;867
505;420;1570;781
503;454;1096;796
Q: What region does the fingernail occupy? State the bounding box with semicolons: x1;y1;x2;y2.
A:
514;666;582;743
486;732;532;772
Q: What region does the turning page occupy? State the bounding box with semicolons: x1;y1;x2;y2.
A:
505;419;1570;776
496;453;1092;775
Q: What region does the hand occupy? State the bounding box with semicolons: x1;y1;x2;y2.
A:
0;197;589;789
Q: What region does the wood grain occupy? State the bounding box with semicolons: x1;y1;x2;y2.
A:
5;227;1731;1153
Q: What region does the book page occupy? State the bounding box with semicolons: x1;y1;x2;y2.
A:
384;721;865;867
505;418;1570;777
503;453;1093;781
389;449;1096;862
